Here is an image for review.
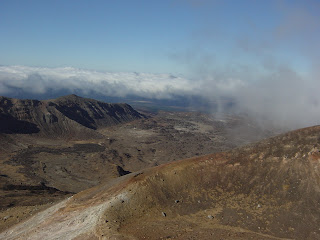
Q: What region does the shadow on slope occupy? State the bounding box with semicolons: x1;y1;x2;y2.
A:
0;114;39;134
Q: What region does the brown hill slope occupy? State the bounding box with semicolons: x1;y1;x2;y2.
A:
0;94;144;137
0;95;146;231
0;107;277;230
1;125;319;239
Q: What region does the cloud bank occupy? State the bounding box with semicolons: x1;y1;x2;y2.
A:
0;65;198;99
199;65;320;130
0;65;320;130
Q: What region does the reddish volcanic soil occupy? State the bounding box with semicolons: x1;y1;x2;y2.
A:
1;125;319;239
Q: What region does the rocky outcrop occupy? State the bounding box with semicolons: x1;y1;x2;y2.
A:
0;95;144;137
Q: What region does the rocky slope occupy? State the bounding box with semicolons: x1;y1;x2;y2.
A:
1;125;319;239
0;95;146;231
0;94;144;137
0;105;278;231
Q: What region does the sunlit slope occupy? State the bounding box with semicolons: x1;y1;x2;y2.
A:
1;126;320;239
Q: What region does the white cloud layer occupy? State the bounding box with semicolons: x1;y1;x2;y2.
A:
0;65;320;130
0;65;198;99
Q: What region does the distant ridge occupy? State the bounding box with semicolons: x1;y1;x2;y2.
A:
0;94;144;137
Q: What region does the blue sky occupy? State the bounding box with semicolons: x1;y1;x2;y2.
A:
1;0;318;75
1;0;320;128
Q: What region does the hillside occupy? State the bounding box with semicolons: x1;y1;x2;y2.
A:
1;125;319;239
0;95;281;236
0;94;144;137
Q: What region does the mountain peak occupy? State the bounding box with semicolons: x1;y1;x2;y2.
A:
53;94;86;102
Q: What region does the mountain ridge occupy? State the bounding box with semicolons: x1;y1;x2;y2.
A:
0;94;145;137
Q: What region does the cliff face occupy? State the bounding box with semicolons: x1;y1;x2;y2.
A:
0;94;144;136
